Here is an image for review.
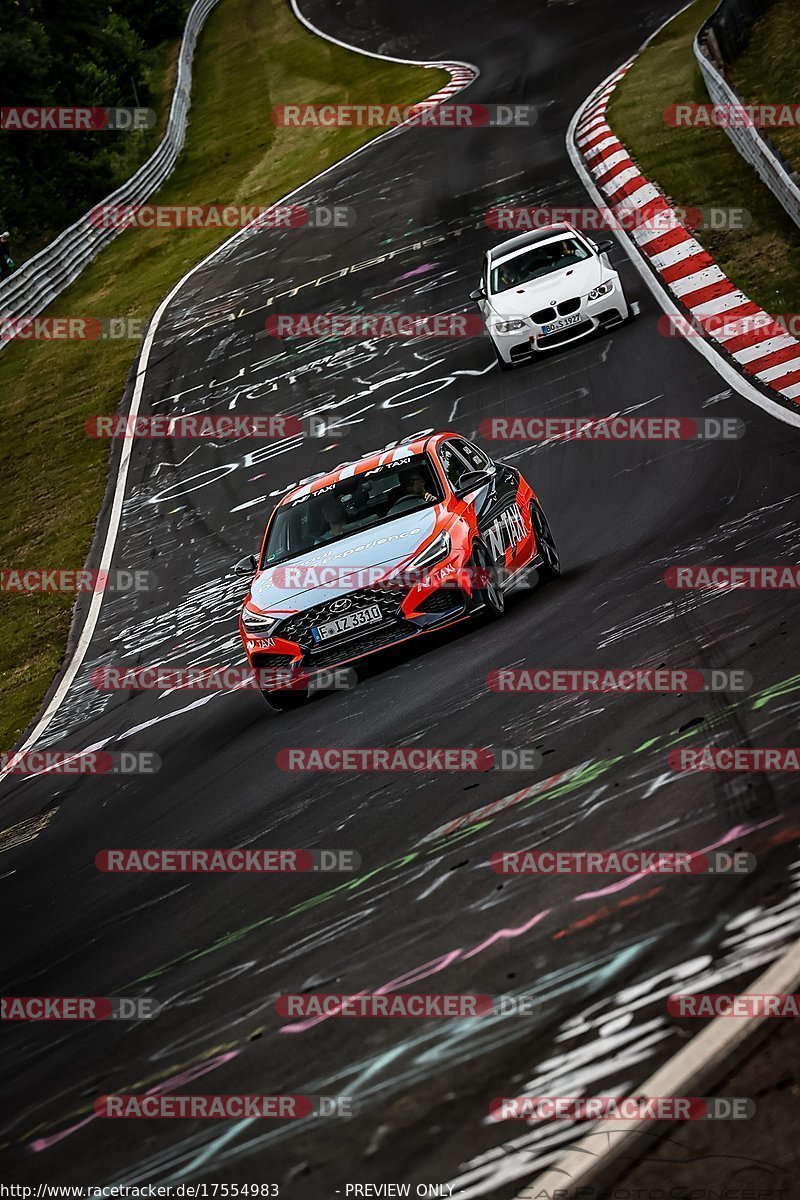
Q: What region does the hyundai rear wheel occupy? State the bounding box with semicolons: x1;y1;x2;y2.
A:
531;502;561;582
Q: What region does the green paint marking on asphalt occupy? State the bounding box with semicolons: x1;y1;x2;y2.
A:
131;672;800;987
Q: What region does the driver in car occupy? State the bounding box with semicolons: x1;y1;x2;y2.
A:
392;467;437;507
317;493;348;541
497;264;518;291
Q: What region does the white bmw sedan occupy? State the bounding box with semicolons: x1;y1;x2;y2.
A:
470;221;631;369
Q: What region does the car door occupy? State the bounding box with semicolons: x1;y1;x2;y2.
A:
439;438;501;563
475;256;492;323
454;439;529;569
437;438;498;568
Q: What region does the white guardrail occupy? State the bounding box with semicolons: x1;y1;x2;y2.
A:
0;0;223;350
694;2;800;230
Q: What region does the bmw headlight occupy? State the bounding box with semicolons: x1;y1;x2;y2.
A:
494;319;527;334
241;608;281;634
588;281;615;301
405;531;452;573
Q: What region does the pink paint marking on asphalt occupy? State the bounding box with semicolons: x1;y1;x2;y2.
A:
392;262;440;282
462;907;551;960
574;821;779;901
28;1050;240;1151
280;949;464;1034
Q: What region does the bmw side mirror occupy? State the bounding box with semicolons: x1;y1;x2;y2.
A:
232;554;258;575
456;470;491;495
595;239;614;254
469;287;486;302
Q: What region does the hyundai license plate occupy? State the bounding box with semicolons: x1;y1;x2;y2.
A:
312;604;383;642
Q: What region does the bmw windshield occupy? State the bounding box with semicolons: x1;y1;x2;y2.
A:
262;455;443;566
490;237;592;294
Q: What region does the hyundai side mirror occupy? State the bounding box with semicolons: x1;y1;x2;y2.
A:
469;287;487;302
456;470;491;495
595;239;614;254
232;554;258;575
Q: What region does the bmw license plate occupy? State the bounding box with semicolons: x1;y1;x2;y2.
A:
312;604;383;642
540;313;582;335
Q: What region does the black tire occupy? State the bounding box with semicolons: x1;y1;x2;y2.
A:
471;541;505;618
261;687;309;711
531;502;561;582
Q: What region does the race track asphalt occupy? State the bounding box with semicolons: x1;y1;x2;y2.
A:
2;0;800;1195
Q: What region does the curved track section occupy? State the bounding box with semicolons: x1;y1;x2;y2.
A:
2;1;800;1196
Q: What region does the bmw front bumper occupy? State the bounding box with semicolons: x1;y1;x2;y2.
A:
489;276;629;364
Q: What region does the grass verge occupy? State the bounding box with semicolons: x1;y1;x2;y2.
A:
607;0;800;313
0;0;448;748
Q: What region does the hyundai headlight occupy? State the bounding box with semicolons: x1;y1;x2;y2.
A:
241;608;281;633
588;281;615;301
405;531;452;573
494;319;527;334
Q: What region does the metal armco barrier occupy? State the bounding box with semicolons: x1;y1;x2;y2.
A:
695;0;800;230
0;0;223;350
